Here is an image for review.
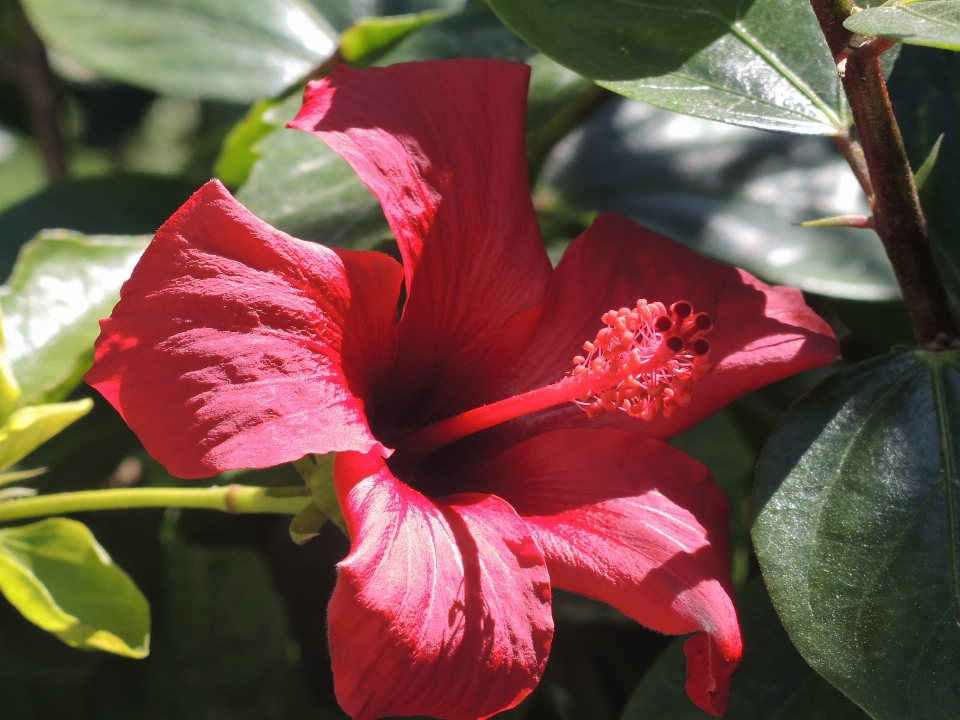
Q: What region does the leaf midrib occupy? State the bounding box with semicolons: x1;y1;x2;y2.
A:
697;0;842;128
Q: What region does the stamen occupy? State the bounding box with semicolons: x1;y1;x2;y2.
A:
570;299;712;421
389;298;713;470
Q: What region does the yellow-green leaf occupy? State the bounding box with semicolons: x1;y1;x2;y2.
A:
0;399;93;473
0;518;150;658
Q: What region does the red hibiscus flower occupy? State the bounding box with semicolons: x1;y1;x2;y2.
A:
85;59;838;720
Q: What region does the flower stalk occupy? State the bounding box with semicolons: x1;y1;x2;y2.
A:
809;0;958;343
0;484;311;524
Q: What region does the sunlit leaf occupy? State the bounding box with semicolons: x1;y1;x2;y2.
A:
339;10;447;65
753;350;960;720
19;0;338;102
1;231;148;406
488;0;851;134
0;399;92;473
0;518;150;658
846;0;960;51
537;97;898;300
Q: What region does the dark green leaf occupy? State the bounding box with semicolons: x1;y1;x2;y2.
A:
537;98;898;300
19;0;337;102
888;46;960;307
1;231;148;406
0;518;150;658
670;409;756;586
0;174;193;280
621;579;868;720
488;0;849;134
753;350;960;720
846;1;960;51
157;535;329;719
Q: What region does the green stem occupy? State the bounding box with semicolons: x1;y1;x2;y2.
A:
810;0;958;343
0;485;312;524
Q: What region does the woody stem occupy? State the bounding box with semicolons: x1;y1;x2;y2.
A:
810;0;958;342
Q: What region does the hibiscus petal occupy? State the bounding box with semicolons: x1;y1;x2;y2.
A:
329;449;553;720
471;211;839;443
457;428;742;716
289;59;553;428
85;180;402;478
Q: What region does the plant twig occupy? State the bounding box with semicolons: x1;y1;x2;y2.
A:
810;0;958;343
0;485;312;524
0;0;67;183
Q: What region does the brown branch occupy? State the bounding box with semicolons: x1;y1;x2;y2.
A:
810;0;958;343
1;1;67;183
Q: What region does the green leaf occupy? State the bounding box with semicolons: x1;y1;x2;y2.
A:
0;174;194;279
19;0;338;102
0;399;92;472
0;518;150;658
752;350;960;720
536;98;899;300
339;10;448;65
1;231;148;406
0;306;21;425
369;6;531;66
488;0;850;134
846;1;960;51
157;533;325;719
914;132;944;189
621;579;868;720
214;99;282;188
888;46;960;307
670;410;756;587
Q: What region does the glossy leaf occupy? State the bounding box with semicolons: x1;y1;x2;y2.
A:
753;350;960;720
1;231;148;406
888;46;960;307
537;97;898;300
488;0;848;134
0;399;92;472
621;580;868;720
0;518;150;658
846;1;960;51
19;0;337;102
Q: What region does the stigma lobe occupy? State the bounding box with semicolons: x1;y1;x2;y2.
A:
571;299;713;421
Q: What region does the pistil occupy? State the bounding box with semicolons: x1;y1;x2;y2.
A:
392;299;713;469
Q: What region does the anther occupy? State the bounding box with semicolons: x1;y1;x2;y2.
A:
670;301;692;318
570;298;713;422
